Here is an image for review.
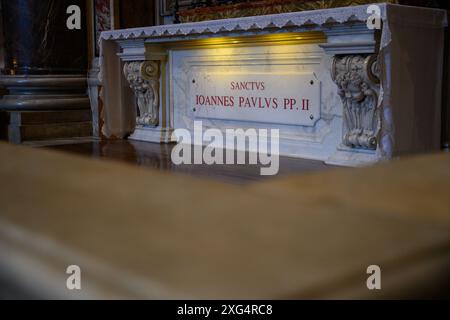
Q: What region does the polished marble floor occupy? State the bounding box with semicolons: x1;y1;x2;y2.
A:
32;138;339;184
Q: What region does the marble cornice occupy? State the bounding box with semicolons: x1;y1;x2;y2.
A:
100;3;391;42
100;2;447;44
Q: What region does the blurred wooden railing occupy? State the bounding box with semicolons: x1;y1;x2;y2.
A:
0;142;449;299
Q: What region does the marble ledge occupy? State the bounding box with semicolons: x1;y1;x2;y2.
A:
99;3;447;44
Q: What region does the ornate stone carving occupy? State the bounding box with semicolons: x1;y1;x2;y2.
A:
332;55;380;150
123;61;160;127
177;0;396;23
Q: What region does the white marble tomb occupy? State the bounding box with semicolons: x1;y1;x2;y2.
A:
99;3;447;166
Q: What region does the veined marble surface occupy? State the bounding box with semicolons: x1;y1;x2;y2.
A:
171;43;343;162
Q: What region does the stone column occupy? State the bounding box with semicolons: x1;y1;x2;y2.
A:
0;0;91;144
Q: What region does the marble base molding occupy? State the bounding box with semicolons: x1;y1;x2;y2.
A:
0;75;90;111
129;127;174;144
0;75;91;144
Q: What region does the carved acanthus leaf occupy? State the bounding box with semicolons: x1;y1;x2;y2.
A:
332;54;380;150
123;61;160;127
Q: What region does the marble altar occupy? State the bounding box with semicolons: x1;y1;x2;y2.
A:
99;3;447;166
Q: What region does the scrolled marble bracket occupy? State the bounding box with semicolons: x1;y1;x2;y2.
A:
123;61;160;127
331;54;381;150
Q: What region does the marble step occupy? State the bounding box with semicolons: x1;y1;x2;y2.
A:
8;122;92;144
9;110;92;125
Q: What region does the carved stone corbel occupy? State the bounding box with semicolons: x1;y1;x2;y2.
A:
331;55;380;150
123;61;160;127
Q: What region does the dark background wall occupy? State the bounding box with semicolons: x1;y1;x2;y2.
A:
119;0;156;28
1;0;88;75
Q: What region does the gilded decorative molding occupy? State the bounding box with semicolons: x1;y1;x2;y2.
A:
123;61;160;127
177;0;398;23
332;55;380;150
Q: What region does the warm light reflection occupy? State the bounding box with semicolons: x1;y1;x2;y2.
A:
149;32;326;50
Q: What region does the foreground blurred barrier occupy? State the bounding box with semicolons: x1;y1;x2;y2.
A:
0;141;449;299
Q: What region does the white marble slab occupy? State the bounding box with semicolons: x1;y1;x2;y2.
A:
191;71;321;127
171;43;344;162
